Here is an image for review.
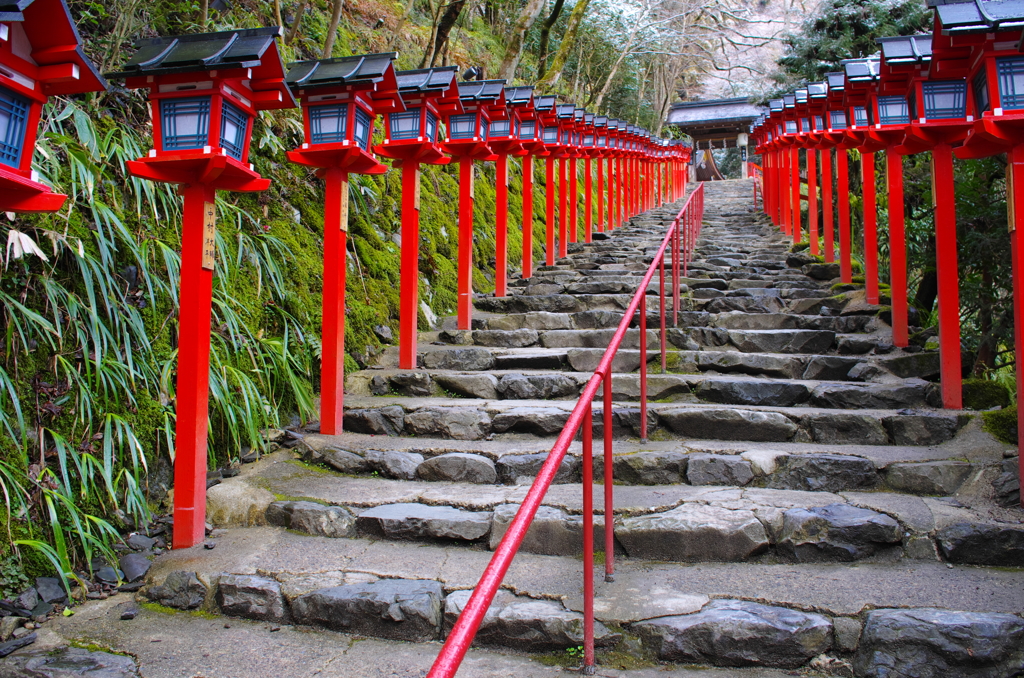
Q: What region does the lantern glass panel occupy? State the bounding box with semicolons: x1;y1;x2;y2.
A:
800;117;810;132
0;86;29;168
877;96;909;125
922;80;967;119
997;56;1024;109
220;100;249;161
389;108;421;139
161;96;211;152
814;115;823;130
309;103;348;144
598;135;607;147
543;126;558;143
519;120;535;140
449;113;477;139
853;106;869;127
584;134;594;146
489;119;511;138
973;69;990;114
353;107;371;149
830;110;847;129
785;120;797;134
479;117;488;139
561;129;571;144
426;110;438;142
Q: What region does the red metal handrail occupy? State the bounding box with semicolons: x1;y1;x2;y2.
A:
427;182;706;677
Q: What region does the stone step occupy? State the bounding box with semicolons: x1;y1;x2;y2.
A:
129;523;1024;673
340;396;967;445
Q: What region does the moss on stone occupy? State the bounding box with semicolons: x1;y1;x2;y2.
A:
982;405;1017;444
962;379;1012;410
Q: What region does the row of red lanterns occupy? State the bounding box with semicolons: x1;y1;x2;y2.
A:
751;8;1024;430
0;7;694;549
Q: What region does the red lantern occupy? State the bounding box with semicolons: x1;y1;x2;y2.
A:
490;85;533;290
503;86;538;280
0;0;107;212
375;66;462;369
109;28;296;549
285;52;401;436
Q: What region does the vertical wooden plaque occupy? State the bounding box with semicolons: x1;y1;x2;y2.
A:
202;201;216;271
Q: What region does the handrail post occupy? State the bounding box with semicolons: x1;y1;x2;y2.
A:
673;219;679;327
639;292;648;444
660;251;666;373
603;369;614;582
582;401;595;675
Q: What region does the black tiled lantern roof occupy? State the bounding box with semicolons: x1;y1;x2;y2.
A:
504;86;534;105
929;0;1024;32
394;66;459;93
877;35;933;63
286;52;396;90
456;79;506;102
843;57;882;81
110;27;283;76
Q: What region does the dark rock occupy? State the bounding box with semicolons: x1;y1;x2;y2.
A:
805;413;889;445
473;329;539;348
882;415;959;446
491;407;570;436
126;534;156;551
612;450;688;485
290;579;443;642
769;454;879;492
118;554;151;583
489;504;599;556
778;504;901;562
853;608;1024;677
369;375;390;395
572;309;624;329
417;453;497;484
373;324;393;343
343;406;405;435
660;407;798;442
389;372;434;397
356;503;491;541
14;589;37;613
801;356;860;380
876;352;940;380
885;462;972;496
497;374;579;400
364;450;424;480
686;327;731;348
432;374;499;399
404;407;491;440
618;504;769;562
635;599;832;668
495;453;578;484
29;602;52;619
145;571;206;610
567;348;643;373
0;632;35;659
119;604;139;620
95;567;121;584
802;262;840;280
695;352;804;379
33;578;66;605
836;336;875;355
422;347;496;371
993;458;1020;508
320;447;369;474
811;383;927;410
729;329;835;355
266;500;356;538
443;589;619;650
216;574;287;622
936;523;1024;566
697;379;808;408
686;454;754;486
787;252;819;268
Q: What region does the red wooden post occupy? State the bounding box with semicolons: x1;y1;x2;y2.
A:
791;146;801;242
399;163;421;369
639;294;648;443
320;169;348;434
609;156;616;230
596;157;603;232
602;369;614;582
569;157;578;243
522;156;534;278
887;150;907;346
174;182;217;549
780;148;790;233
458;158;475;329
584;157;593;242
582;402;595;674
863;151;879;303
821;149;835;263
1010;146;1024;506
808;149;819;254
932;144;963;409
559;157;568;258
546;157;556;265
495;154;509;297
837;148;852;282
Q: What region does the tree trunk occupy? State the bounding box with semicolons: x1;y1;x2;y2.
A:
593;35;634;110
322;0;345;57
286;0;307;44
201;0;209;26
537;0;566;80
536;0;590;89
419;0;442;68
914;263;938;318
974;268;996;373
498;0;547;80
429;0;466;67
272;0;282;27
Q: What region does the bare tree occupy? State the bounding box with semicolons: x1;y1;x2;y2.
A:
286;1;308;45
322;0;345;57
536;0;566;79
537;0;590;88
272;0;282;27
498;0;548;80
420;0;466;68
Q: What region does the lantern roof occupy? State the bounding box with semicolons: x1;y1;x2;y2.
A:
394;66;462;114
1;0;107;95
843;57;881;81
504;85;534;106
109;27;295;109
769;99;784;112
286;52;397;90
574;108;585;121
534;95;556;112
584;113;594;124
783;94;796;108
556;103;576;118
826;72;846;91
795;88;808;103
808;81;828;98
929;0;1024;33
877;34;933;63
457;78;506;103
594;115;608;127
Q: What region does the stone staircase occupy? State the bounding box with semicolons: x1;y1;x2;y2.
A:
53;179;1023;677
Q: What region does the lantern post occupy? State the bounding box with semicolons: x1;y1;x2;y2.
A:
581;113;596;241
606;120;620;230
593;116;608;232
824;71;853;280
0;0;107;213
508;87;542;279
284;53;401;435
805;81;832;259
109;28;296;549
495;86;535;287
555;104;576;253
441;80;505;329
535;96;559;264
376;67;463;369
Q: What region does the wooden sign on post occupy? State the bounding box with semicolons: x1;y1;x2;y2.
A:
414;168;421;210
202;201;216;271
340;178;349;231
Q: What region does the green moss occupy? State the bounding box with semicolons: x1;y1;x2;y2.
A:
963;379;1012;411
982;405;1018;444
140;602;218;619
790;241;810;252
